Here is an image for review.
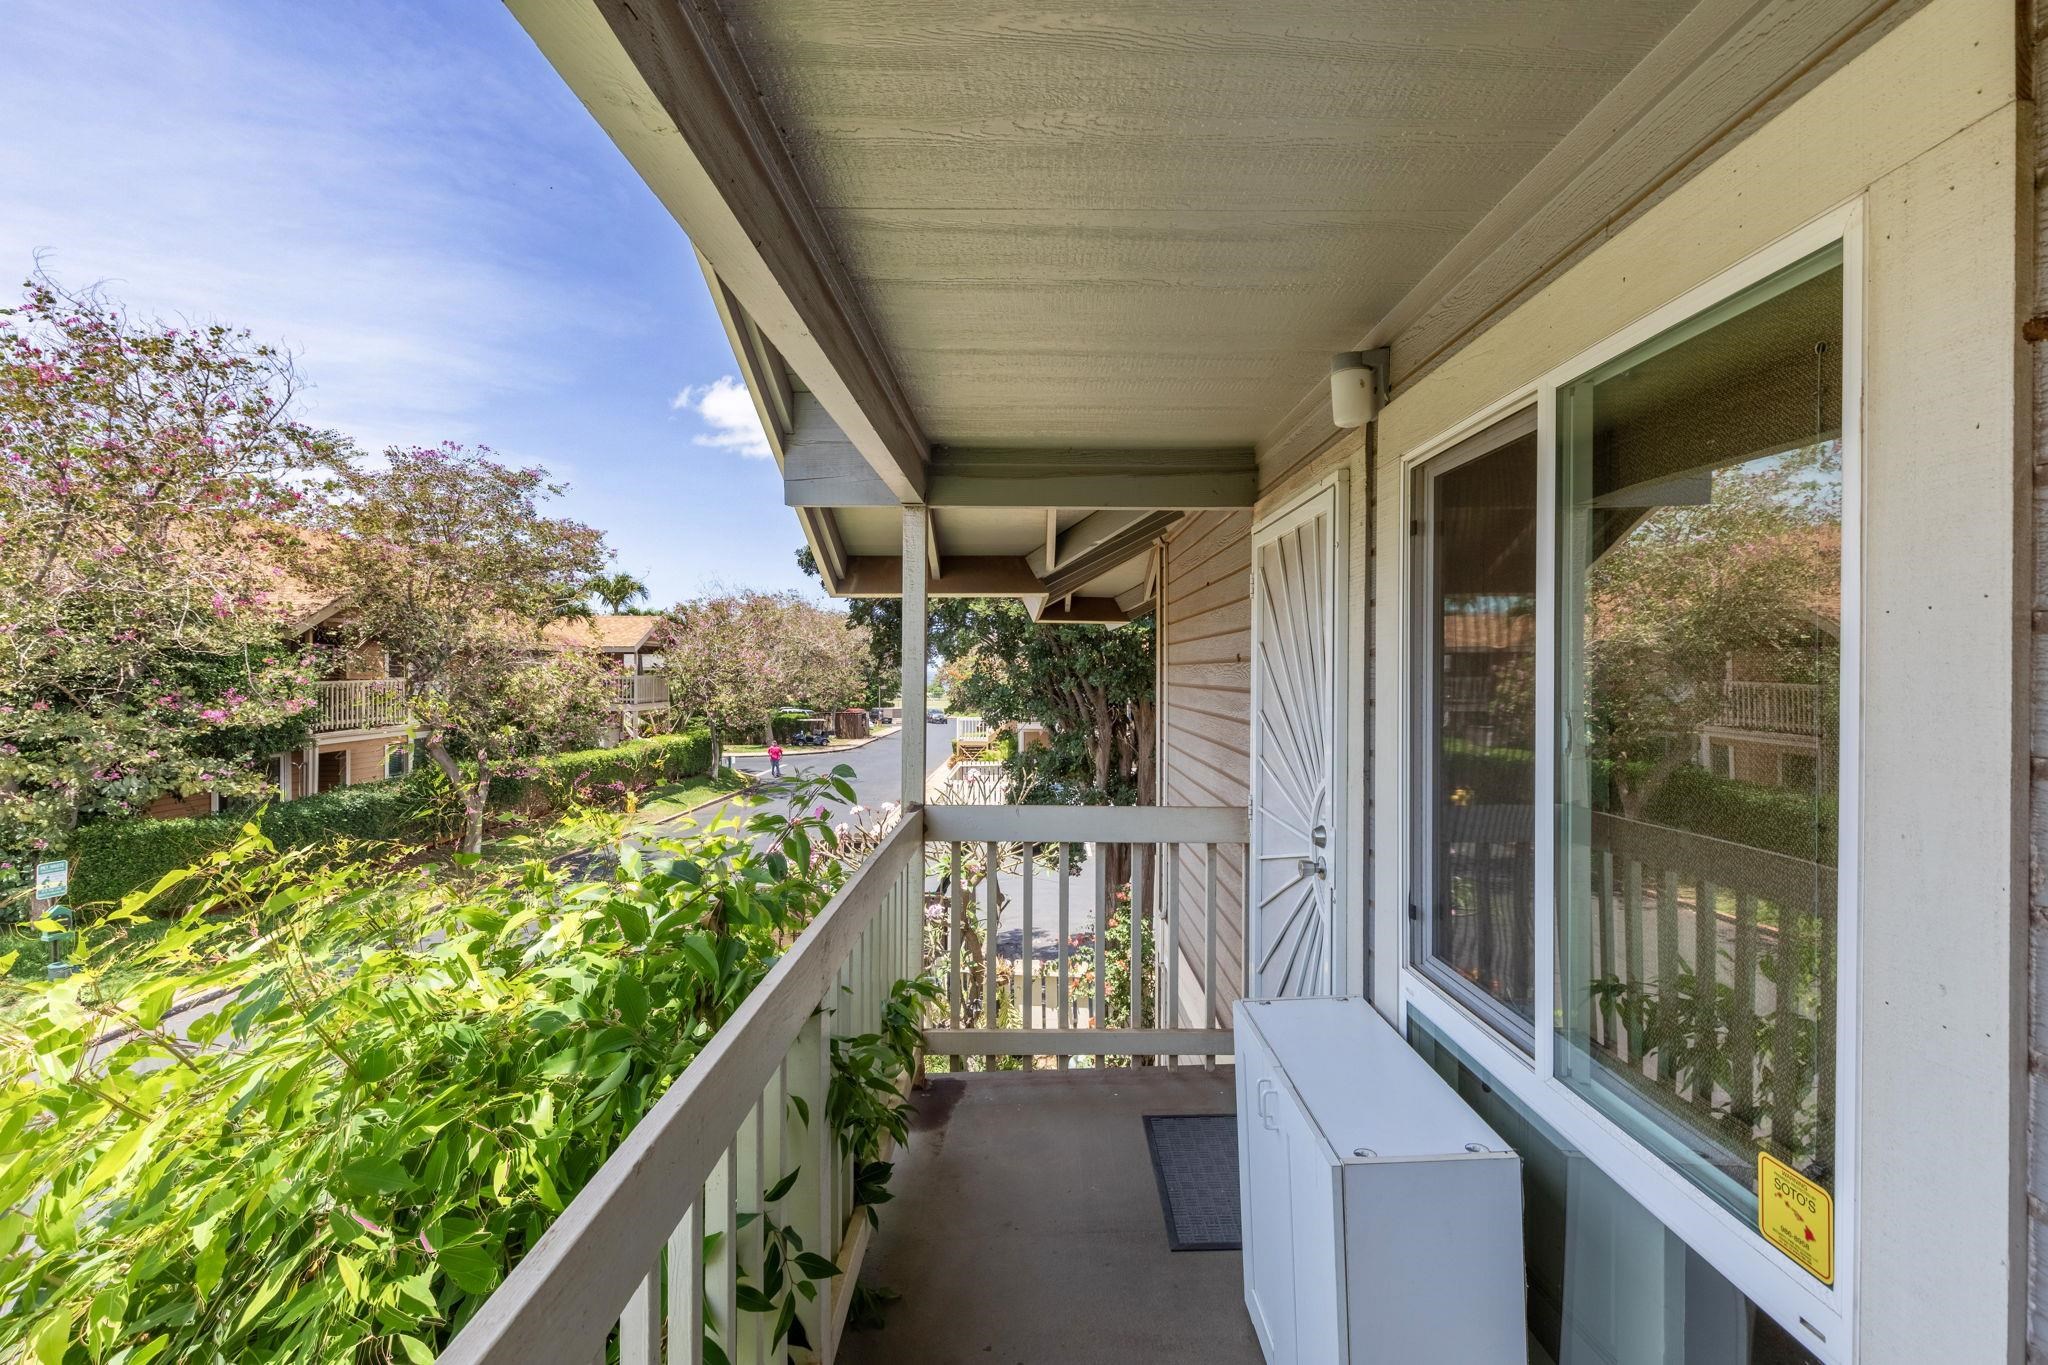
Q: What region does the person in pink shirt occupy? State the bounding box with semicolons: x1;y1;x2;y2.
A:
767;741;783;777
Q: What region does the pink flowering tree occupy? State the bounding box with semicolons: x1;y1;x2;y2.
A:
0;275;332;882
298;445;612;853
653;589;864;767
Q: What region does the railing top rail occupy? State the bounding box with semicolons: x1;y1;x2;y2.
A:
922;803;1246;845
436;810;925;1365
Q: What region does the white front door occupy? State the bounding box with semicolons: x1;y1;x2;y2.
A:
1249;475;1345;998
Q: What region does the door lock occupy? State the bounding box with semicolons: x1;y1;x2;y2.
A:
1311;824;1328;848
1296;856;1328;880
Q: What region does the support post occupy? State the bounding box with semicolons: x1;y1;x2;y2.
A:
899;506;928;807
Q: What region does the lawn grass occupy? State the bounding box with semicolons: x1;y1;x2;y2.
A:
637;778;732;820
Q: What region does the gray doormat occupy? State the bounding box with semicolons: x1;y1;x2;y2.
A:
1142;1114;1241;1251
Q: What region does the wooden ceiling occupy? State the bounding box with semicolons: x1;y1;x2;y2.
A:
717;0;1696;450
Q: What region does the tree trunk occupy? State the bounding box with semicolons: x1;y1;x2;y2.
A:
424;738;488;855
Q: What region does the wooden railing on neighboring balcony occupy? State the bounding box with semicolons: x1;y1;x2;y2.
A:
606;674;671;709
437;815;927;1365
311;678;407;733
1713;680;1819;734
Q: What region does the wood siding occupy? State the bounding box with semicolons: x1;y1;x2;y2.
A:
2029;5;2048;1353
1159;509;1251;1025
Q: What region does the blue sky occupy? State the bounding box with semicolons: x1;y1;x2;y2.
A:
0;0;812;603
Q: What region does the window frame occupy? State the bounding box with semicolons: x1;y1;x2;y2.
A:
1408;407;1541;1051
1391;200;1863;1363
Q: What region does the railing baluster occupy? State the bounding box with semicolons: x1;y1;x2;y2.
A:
983;840;999;1071
948;841;964;1072
1656;868;1679;1085
1019;841;1035;1060
1093;844;1108;1068
1129;847;1147;1042
1770;897;1801;1152
1204;843;1219;1069
707;1141;737;1362
1164;847;1180;1068
1057;844;1071;1073
1623;858;1645;1063
1730;891;1759;1132
667;1199;704;1365
618;1266;660;1365
736;1096;764;1364
1597;849;1617;1050
1693;878;1718;1107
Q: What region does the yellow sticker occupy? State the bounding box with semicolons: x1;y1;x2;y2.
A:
1757;1151;1833;1285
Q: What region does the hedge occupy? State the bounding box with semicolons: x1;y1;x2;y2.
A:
66;773;446;911
64;728;714;911
1441;741;1836;865
487;728;715;814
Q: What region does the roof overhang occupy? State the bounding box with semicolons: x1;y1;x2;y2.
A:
514;0;1922;619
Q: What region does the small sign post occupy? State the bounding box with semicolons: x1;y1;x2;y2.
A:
34;859;68;902
33;860;73;981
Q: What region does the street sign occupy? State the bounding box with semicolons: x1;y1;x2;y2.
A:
34;859;69;901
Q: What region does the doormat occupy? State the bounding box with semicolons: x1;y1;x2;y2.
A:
1142;1113;1241;1251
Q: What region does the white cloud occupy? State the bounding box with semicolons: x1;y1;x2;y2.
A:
672;376;772;459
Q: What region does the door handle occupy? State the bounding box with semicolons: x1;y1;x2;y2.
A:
1296;856;1327;880
1256;1079;1280;1130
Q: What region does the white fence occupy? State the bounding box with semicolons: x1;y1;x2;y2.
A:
312;678;407;733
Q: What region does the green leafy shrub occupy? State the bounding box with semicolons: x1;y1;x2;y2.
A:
60;730;715;912
1;766;922;1364
487;727;714;815
64;773;451;911
1441;742;1835;864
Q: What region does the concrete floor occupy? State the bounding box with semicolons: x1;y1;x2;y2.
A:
839;1066;1262;1365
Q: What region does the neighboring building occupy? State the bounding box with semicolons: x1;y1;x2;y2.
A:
539;614;671;738
448;3;2036;1363
142;588;412;817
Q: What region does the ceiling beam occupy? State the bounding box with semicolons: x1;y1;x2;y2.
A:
508;0;927;500
838;556;1044;598
926;447;1256;510
782;393;897;507
1032;597;1133;626
1039;511;1180;602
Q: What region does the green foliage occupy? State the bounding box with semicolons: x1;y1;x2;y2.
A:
828;977;941;1228
0;768;915;1364
1443;742;1836;865
62;773;449;913
1;274;342;875
487;728;714;816
54;731;714;913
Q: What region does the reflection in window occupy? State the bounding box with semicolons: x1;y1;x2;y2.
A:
1420;424;1537;1031
1557;245;1842;1224
1412;1015;1822;1365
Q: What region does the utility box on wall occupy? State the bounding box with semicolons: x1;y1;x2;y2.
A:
1236;998;1527;1364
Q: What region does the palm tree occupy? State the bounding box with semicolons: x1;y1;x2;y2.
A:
587;570;650;614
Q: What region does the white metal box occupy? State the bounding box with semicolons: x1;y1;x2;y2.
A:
1235;997;1526;1364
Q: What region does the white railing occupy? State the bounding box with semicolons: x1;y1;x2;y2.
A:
438;814;926;1365
606;674;671;708
1715;680;1819;734
944;760;1008;801
312;678;407;733
919;804;1247;1066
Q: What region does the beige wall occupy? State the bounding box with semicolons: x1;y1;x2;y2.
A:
1158;509;1252;1023
1152;0;2030;1354
1360;1;2026;1358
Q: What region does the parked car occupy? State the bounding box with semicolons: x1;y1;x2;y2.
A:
928;709;948;723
